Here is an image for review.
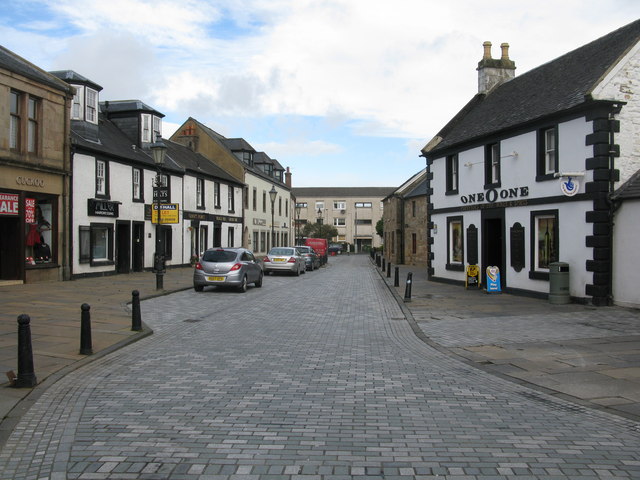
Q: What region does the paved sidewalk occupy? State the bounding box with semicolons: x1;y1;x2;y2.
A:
0;267;194;442
374;258;640;420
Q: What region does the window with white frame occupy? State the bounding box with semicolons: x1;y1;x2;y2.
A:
90;224;112;262
228;186;235;212
153;116;162;141
132;168;142;201
355;202;372;208
141;114;151;143
86;88;98;124
296;202;308;208
196;178;205;208
334;218;346;226
485;143;500;187
333;201;346;210
96;159;107;196
537;126;558;178
71;86;83;119
315;201;324;211
214;182;221;208
446;154;459;193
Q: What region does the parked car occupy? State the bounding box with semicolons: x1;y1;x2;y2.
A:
263;247;306;276
193;247;263;292
296;246;320;271
305;238;328;265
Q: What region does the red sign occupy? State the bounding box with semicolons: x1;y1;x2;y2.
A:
25;198;36;223
0;193;19;216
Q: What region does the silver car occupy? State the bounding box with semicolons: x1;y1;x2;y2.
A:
193;248;263;292
263;247;306;276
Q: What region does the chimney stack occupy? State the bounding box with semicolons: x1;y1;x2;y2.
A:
477;41;516;94
285;166;292;188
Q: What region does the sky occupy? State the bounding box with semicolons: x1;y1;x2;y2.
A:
1;1;639;187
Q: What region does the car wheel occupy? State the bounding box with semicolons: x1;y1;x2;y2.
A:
255;272;263;288
295;266;300;276
194;285;204;292
238;275;248;293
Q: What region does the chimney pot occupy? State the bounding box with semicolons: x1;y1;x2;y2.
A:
500;43;510;60
482;41;492;59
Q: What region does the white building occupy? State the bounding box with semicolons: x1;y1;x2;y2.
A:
422;20;640;307
52;71;243;277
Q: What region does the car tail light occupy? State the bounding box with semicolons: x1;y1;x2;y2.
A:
195;262;203;270
287;257;296;263
263;256;270;262
230;263;242;271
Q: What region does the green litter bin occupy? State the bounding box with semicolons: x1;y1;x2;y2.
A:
549;262;570;304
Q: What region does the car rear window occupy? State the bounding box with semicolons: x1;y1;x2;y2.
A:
270;248;294;256
202;250;237;262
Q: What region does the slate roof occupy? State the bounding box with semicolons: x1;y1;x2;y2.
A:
293;187;395;198
613;169;640;200
49;70;102;91
101;100;164;117
164;141;244;186
0;46;73;94
425;19;640;156
187;118;290;189
405;179;429;199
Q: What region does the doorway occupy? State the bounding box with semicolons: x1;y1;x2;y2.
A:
132;222;144;272
0;217;21;280
116;221;131;274
482;208;505;288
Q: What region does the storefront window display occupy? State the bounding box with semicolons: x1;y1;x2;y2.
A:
25;197;54;265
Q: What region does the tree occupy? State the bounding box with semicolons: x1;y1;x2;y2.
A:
375;219;384;238
302;222;338;241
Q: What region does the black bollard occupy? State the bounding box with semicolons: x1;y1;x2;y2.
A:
394;266;400;287
132;290;142;331
15;314;37;388
404;272;413;302
80;303;93;355
387;261;391;278
376;254;381;267
382;258;386;272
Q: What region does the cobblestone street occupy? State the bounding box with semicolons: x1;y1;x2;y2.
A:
1;255;639;479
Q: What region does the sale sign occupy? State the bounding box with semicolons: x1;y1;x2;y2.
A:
0;193;19;216
25;198;36;223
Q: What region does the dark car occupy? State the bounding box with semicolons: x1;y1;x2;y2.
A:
193;247;263;292
296;246;320;271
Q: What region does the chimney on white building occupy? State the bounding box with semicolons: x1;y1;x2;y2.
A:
477;41;516;94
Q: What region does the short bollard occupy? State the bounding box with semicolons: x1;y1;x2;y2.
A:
131;290;142;331
80;303;93;355
404;272;413;302
394;266;400;287
387;261;391;278
376;254;381;268
382;258;386;273
16;314;37;388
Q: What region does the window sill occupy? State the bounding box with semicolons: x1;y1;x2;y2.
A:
446;263;465;272
25;262;59;269
536;173;556;182
528;270;549;281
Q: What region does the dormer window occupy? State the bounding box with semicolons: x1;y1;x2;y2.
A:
70;85;99;124
141;113;162;143
86;88;98;123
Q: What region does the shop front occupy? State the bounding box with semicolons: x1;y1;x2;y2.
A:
0;166;67;283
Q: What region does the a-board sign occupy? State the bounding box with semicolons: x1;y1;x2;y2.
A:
465;264;481;289
486;266;501;293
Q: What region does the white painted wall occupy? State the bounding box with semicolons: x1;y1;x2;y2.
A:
430;116;595;299
613;198;640;309
245;173;291;254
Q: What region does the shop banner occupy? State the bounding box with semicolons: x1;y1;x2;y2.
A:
0;193;19;216
25;198;36;223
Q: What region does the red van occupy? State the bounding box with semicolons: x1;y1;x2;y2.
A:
304;238;328;265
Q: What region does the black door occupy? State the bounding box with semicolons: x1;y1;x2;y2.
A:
132;222;144;272
0;217;21;280
116;221;131;274
482;208;505;287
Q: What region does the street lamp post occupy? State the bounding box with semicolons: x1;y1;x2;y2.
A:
269;185;277;250
150;136;167;290
295;204;302;244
